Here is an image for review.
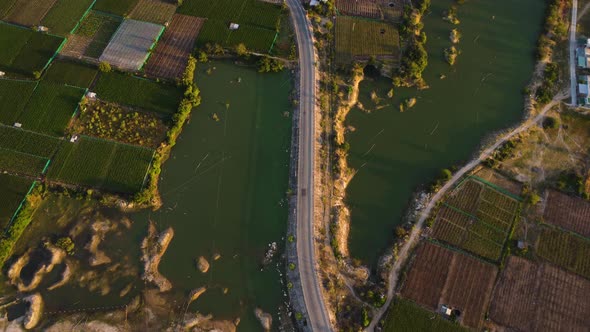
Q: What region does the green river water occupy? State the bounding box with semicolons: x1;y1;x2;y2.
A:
345;0;546;266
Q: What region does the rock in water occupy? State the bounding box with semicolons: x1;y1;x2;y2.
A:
254;308;272;331
188;287;207;305
141;222;174;292
23;293;43;329
197;256;210;273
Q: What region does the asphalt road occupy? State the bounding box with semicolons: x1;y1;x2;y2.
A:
570;0;578;106
286;0;332;331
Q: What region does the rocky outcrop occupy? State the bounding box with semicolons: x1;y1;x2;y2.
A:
196;256;209;273
188;287;207;305
141;222;173;292
47;260;72;291
23;293;43;329
254;308;272;331
10;245;66;292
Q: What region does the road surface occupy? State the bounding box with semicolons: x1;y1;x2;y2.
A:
570;0;578;106
286;0;332;331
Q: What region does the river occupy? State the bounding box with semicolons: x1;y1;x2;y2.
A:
344;0;546;266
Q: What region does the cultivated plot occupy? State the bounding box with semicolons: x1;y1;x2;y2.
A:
0;174;34;229
44;60;98;88
47;136;154;193
432;178;521;261
401;242;498;329
99;19;164;71
129;0;176;25
0;79;37;125
382;298;468;332
536;227;590;279
41;0;95;36
336;0;382;19
489;256;590;331
0;148;48;177
3;0;57;27
61;11;121;60
145;14;204;80
93;0;139;16
543;190;590;238
335;16;400;63
0;124;62;158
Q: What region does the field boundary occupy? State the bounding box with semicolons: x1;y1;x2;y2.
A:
68;0;98;35
139;24;166;71
3;180;37;234
469;175;523;201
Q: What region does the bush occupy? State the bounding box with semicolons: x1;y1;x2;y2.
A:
258;56;284;73
235;43;248;57
55;236;75;255
99;61;112;73
542;116;559;129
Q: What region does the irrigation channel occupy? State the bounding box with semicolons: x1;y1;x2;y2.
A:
9;61;294;330
344;0;547;266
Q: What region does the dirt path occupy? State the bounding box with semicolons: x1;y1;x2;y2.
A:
578;0;590;20
365;94;565;331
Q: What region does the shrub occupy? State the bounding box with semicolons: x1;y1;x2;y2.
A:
235;43;248;57
99;62;112;73
55;236;75;255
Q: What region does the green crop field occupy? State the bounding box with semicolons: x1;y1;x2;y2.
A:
382;299;468;332
0;125;62;158
44;60;97;88
197;20;278;53
129;0;176;25
18;82;85;136
0;148;48;176
335;16;400;63
0;23;64;76
0;79;37;125
47;136;154;193
537;227;590;279
73;11;122;58
94;72;183;115
41;0;95;36
94;0;139;16
0;174;34;229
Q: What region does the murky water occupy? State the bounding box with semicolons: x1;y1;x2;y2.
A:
345;0;546;265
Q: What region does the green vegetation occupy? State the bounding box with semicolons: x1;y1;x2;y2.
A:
41;0;95;36
93;0;139;16
382;298;468;332
45;60;98;88
536;62;558;104
197;19;278;53
94;72;183;115
0;24;64;76
0;148;48;176
0;175;34;229
0;79;37;125
55;236;75;255
0;184;41;267
444;46;459;65
0;125;62;158
18;82;85;136
334;16;400;63
47;136;154;194
537;227;590;279
258;56;284;73
74;11;122;58
538;0;568;60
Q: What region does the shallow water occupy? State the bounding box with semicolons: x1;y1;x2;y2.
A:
345;0;546;266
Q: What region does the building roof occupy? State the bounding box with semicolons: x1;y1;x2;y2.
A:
578;56;587;68
579;83;589;95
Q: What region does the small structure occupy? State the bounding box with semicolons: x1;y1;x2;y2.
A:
0;71;5;77
229;23;239;30
70;135;79;143
440;305;453;317
13;123;22;128
517;240;527;250
86;92;97;99
36;26;48;32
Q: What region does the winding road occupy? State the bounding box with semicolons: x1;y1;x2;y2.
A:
286;0;333;331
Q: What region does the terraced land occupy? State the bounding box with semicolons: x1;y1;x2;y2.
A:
129;0;176;25
335;16;400;63
432;178;521;261
3;0;57;27
401;242;498;329
40;0;95;36
0;23;64;76
145;14;205;80
0;174;34;229
44;60;98;88
536;227;590;279
18;82;85;136
179;0;283;52
93;0;139;16
94;72;183;115
47;136;154;193
0;79;37;125
543;190;590;238
99;19;164;71
490;256;590;331
61;11;121;59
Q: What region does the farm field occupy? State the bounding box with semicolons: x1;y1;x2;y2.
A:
17;82;85;136
3;0;57;27
489;256;590;331
382;298;468;332
401;242;498;329
94;72;183;115
0;79;37;125
0;125;62;158
99;19;164;71
0;148;48;176
432;178;521;261
543;190;590;238
93;0;139;16
129;0;176;25
196;20;278;53
0;23;64;76
47;136;154;193
62;11;121;59
536;227;590;279
0;0;17;18
0;174;34;229
336;0;381;19
44;60;97;88
335;16;400;63
40;0;95;36
145;14;205;80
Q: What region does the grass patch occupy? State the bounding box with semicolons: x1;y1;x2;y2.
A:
382;298;468;332
0;174;34;229
41;0;95;36
0;79;37;125
47;136;154;193
335;16;400;63
0;125;62;158
93;0;139;16
536;227;590;280
94;72;183;115
18;82;85;136
44;60;98;88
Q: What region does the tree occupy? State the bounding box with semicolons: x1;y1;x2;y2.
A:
235;43;248;57
99;61;111;73
56;237;75;255
198;51;208;63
